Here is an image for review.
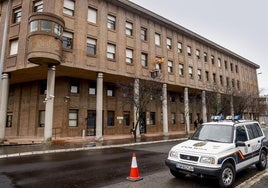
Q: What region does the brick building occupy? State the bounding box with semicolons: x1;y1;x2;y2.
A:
0;0;260;142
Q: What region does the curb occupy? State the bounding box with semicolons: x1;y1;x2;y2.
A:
0;138;186;159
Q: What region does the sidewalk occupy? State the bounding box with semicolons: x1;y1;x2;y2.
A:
0;131;190;158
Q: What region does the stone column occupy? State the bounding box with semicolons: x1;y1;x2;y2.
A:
230;95;234;120
202;91;207;122
133;78;140;137
0;73;9;143
184;87;190;135
96;72;103;141
44;66;56;142
217;93;221;115
162;83;168;135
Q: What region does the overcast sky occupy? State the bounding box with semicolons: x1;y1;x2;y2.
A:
130;0;268;95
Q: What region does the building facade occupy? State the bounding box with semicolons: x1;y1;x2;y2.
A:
0;0;260;141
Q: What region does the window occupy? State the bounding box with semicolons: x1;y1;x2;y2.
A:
179;63;184;76
230;63;233;72
89;82;96;95
166;38;172;50
62;31;73;49
69;110;78;127
155;33;161;45
141;53;148;67
9;39;19;55
123;111;130;126
211;55;214;64
107;111;115;126
39;111;45;127
226;77;229;87
189;66;193;78
63;0;75;16
125;21;133;36
197;69;202;80
180;113;184;124
107;85;115;97
41;20;52;32
196;49;200;59
141;27;147;41
87;38;97;56
213;73;216;83
232;79;235;88
178;42;182;53
54;24;63;36
107;43;116;60
225;60;228;69
205;71;209;81
13;7;22;23
218;58;221;67
170;92;176;102
33;1;43;12
168;60;173;73
6;113;13;127
107;14;116;30
171;113;176;125
70;80;79;94
246;124;263;139
30;20;38;32
204;52;207;62
236;126;248;142
88;7;97;24
237;80;240;90
235;65;239;73
187;46;191;56
220;75;223;85
150;112;156;125
126;48;133;64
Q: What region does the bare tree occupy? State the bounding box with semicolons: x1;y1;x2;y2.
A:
118;78;162;142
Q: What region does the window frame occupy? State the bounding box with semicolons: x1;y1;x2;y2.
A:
9;39;19;56
141;27;147;41
87;37;97;56
87;7;97;24
13;7;22;23
107;14;116;30
141;52;148;67
69;109;78;127
63;0;75;16
154;33;161;46
125;21;133;36
62;31;73;50
33;0;43;12
126;48;133;64
107;43;116;60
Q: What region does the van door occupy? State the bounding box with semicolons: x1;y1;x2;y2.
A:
245;123;264;163
235;125;253;169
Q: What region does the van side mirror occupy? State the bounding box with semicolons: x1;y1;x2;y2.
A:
236;141;246;147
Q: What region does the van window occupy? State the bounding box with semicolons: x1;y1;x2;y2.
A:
246;124;263;139
236;126;248;142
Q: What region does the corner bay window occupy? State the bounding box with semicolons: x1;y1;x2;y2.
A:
29;20;63;36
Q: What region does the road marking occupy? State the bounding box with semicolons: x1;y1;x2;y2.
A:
236;169;268;188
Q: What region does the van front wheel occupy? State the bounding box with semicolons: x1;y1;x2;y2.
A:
218;163;235;188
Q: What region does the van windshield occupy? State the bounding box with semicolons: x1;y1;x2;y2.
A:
191;124;233;143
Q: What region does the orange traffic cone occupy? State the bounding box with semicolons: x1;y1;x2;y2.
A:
127;152;143;181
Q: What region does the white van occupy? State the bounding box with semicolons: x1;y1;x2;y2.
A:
165;120;268;188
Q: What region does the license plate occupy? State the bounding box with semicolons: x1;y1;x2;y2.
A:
176;163;194;172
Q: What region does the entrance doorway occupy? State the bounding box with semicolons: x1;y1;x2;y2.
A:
87;110;96;136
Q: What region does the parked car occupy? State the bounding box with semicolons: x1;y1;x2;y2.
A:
165;120;268;188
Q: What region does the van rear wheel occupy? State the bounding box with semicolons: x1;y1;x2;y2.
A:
256;150;267;171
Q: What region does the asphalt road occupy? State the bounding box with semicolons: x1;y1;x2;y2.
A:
0;140;266;188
